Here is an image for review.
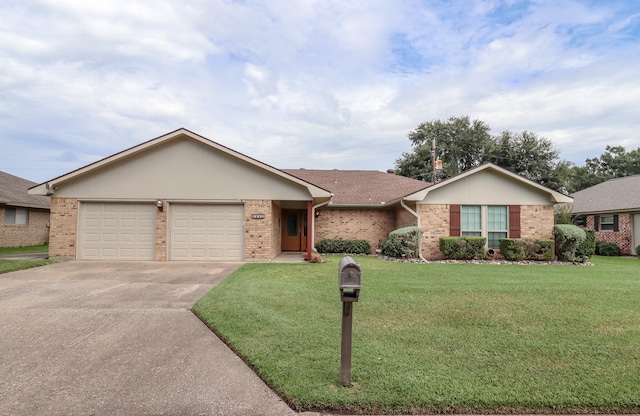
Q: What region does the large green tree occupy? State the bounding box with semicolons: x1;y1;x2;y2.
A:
565;145;640;193
395;116;566;191
487;130;563;190
395;116;493;181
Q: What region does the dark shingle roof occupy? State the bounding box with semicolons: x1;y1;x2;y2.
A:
282;169;431;205
570;175;640;214
0;171;50;209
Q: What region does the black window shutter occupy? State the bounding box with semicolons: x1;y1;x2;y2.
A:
613;215;619;232
594;216;599;231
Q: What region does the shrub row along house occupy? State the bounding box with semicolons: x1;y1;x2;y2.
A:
29;129;572;261
570;175;640;255
1;171;50;247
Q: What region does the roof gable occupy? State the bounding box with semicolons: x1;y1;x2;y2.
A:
0;171;50;209
571;175;640;214
283;169;430;206
29;128;331;200
406;163;572;205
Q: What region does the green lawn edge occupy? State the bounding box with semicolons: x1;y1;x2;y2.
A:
192;255;640;414
0;244;49;255
0;259;58;274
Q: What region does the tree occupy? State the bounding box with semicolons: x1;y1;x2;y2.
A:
565;146;640;193
487;130;563;190
395;116;493;181
395;116;567;192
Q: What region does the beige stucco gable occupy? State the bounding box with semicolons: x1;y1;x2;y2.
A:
407;164;572;205
34;132;322;201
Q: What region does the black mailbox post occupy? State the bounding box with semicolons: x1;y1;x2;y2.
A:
338;256;361;386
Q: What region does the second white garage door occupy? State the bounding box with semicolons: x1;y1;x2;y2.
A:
170;204;244;261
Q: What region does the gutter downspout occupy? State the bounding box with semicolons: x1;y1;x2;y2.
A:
311;197;332;253
401;199;427;262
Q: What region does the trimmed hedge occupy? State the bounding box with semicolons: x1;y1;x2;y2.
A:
595;240;621;256
499;238;554;261
553;224;586;262
439;236;486;260
315;239;371;255
380;226;424;258
576;228;596;259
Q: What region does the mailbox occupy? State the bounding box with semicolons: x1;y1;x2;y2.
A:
338;256;361;302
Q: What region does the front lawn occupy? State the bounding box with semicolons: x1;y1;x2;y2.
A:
0;244;49;255
0;259;57;274
192;256;640;414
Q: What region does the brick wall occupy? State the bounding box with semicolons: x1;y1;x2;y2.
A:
0;206;50;247
314;208;395;253
417;204;554;260
417;204;449;260
395;205;418;229
49;198;78;257
244;200;274;259
521;205;554;240
271;203;282;259
586;213;633;255
154;200;167;261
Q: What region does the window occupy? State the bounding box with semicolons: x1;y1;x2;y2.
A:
460;205;508;249
461;205;481;236
600;215;615;231
487;206;508;249
4;207;28;225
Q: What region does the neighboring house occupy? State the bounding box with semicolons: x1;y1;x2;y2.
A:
570;175;640;255
29;128;571;261
0;171;51;247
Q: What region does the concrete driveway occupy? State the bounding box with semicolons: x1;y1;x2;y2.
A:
0;261;297;416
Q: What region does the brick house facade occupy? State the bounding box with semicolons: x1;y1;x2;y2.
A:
1;171;51;248
584;213;634;255
570;175;640;256
0;206;50;247
31;129;571;261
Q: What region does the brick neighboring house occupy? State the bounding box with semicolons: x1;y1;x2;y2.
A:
29;128;571;261
570;175;640;255
0;171;50;247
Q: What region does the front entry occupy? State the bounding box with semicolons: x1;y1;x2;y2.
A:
281;210;307;251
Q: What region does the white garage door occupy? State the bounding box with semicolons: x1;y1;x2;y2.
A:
78;203;155;260
170;204;243;261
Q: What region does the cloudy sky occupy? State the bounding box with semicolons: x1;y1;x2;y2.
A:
1;0;639;183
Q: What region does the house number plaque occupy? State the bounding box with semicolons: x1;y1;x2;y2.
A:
251;214;265;219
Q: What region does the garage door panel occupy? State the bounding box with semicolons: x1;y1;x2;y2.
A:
170;204;243;261
79;203;155;260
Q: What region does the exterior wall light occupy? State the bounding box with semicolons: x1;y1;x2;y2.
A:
155;199;163;211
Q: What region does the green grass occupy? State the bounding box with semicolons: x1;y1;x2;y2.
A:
0;244;49;255
0;259;57;274
193;255;640;414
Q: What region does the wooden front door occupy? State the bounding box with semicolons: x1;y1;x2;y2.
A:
282;210;307;251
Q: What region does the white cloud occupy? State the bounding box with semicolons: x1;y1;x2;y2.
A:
0;0;639;182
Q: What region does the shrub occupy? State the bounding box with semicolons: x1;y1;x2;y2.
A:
576;229;596;259
553;224;586;262
636;245;640;257
315;239;371;255
439;237;486;260
499;239;526;261
595;240;621;256
380;226;424;258
499;238;555;261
